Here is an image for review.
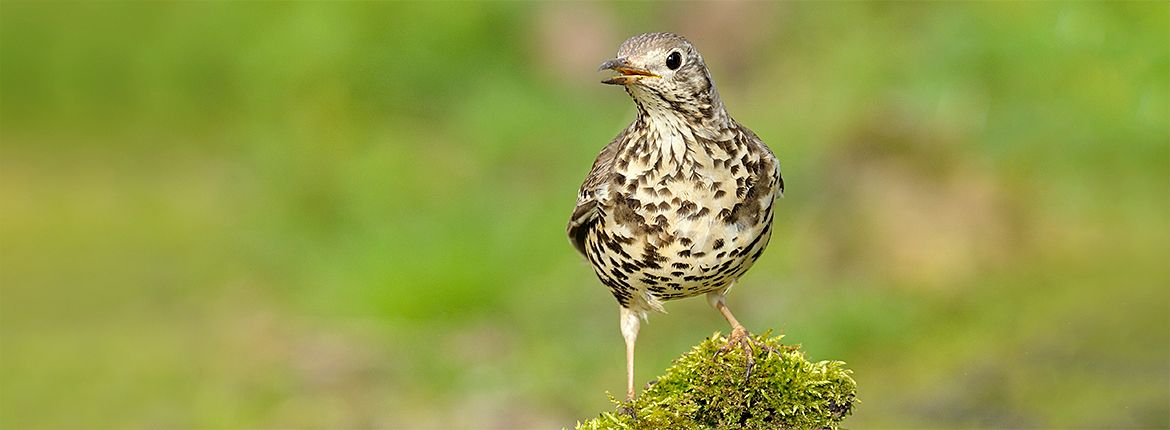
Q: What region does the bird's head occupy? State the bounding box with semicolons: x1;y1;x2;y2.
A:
599;32;724;121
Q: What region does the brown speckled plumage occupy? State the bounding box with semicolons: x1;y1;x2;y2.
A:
567;32;784;400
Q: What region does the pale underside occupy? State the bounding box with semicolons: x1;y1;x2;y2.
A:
569;100;781;316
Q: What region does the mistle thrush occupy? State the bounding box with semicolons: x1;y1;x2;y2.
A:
567;32;784;400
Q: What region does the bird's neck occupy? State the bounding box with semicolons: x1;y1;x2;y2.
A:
618;87;736;177
628;86;732;139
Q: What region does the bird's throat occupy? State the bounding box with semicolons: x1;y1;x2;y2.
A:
628;85;731;138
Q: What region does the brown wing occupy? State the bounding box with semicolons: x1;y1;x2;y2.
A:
567;127;629;256
735;120;784;197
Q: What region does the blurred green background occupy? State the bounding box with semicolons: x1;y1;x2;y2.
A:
1;1;1166;428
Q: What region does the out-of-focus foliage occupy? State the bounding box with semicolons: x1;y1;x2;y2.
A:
0;2;1165;428
576;332;855;430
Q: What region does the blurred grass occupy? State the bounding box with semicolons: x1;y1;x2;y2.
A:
1;1;1167;428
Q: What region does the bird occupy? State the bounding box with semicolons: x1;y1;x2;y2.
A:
567;32;784;401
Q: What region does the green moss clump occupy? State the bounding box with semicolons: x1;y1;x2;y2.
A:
576;332;856;430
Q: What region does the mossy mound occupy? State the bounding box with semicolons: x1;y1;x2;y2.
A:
576;332;856;430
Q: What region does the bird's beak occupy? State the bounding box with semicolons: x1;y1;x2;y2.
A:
599;57;658;85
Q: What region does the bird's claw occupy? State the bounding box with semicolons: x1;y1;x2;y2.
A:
713;326;777;379
617;401;637;419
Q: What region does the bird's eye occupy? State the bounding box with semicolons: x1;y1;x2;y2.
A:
666;51;682;70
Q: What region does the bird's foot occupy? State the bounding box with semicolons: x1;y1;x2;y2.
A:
617;399;637;420
713;326;777;379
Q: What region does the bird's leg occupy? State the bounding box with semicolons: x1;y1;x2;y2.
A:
707;289;775;378
619;306;641;403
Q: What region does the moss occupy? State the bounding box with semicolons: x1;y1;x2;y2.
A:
576;332;856;430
